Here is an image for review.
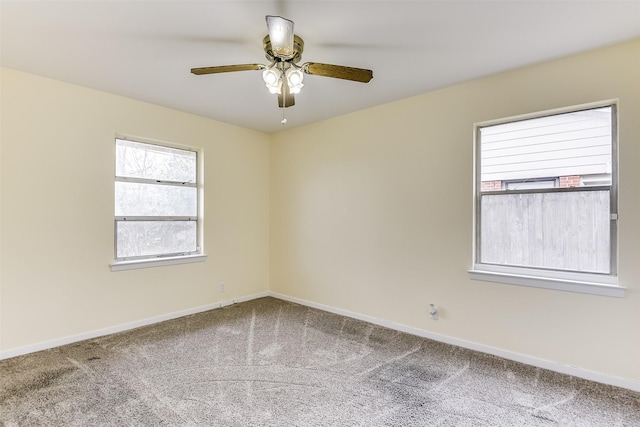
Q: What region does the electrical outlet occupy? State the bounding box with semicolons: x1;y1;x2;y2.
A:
219;282;225;292
429;304;438;320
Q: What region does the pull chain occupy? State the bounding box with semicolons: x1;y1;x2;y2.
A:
280;63;287;125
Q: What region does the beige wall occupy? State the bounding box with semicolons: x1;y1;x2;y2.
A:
0;68;270;350
270;39;640;382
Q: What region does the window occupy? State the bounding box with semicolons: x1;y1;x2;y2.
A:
471;103;622;296
113;138;203;269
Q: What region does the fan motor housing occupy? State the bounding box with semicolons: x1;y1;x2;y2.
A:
263;35;304;63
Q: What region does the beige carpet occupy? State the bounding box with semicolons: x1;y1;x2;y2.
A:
1;297;639;426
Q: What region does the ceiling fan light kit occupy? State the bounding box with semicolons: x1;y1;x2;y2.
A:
191;15;373;115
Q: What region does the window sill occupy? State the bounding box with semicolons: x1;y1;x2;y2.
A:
110;254;207;272
468;268;625;298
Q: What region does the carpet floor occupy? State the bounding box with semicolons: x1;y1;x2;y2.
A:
1;297;639;426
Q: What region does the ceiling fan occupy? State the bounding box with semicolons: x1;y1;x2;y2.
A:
191;15;374;109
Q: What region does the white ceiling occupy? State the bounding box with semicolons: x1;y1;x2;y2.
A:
2;1;639;133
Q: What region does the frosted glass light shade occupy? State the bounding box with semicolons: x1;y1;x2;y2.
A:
286;68;303;85
286;68;304;94
263;68;282;94
263;69;279;85
266;15;294;58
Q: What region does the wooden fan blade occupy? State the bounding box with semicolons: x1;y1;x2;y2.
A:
191;64;265;75
304;62;373;83
277;79;295;108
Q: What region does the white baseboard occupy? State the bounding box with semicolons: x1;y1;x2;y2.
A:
0;291;270;360
3;290;638;393
268;291;640;393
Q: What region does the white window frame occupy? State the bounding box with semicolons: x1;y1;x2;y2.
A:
111;136;206;271
469;101;623;297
